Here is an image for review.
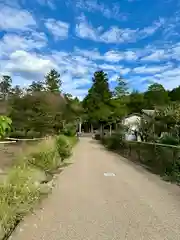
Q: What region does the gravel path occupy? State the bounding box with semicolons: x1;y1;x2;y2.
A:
11;138;180;240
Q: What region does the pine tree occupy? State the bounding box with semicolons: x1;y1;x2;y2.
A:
83;71;112;126
114;76;128;97
0;75;12;100
45;69;61;93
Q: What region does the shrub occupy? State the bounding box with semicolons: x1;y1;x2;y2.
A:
159;133;179;146
0;134;76;238
61;123;76;137
56;135;72;161
0;164;41;237
94;133;101;140
103;132;125;150
101;133;180;183
28;139;60;172
26;130;41;139
9;130;42;139
9;130;27;139
67;136;78;146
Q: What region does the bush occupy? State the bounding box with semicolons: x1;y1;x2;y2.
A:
9;130;26;139
102;132;125;150
26;130;42;139
159;133;179;146
56;135;72;161
61;123;76;137
27;139;61;172
94;133;101;140
0;134;77;238
101;133;180;183
9;130;42;139
0;164;41;238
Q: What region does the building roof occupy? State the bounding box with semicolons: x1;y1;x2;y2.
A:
141;109;155;116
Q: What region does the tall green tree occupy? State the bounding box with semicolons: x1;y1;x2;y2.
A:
144;83;169;108
0;75;12;100
27;80;44;93
114;76;128;97
10;85;23;97
127;91;145;113
168;86;180;102
45;69;61;93
83;71;112;128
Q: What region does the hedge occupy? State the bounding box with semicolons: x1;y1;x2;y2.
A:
0;135;78;239
101;134;180;183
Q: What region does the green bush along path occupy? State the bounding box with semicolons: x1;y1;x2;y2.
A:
12;137;180;240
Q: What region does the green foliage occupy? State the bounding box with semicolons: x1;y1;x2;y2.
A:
45;69;61;93
102;134;180;182
0;116;12;139
0;165;41;237
83;70;112;126
0;135;77;238
159;133;179;146
30;148;60;172
9;130;41;139
102;132;125;150
114;76;129;97
0;75;12;100
168;85;180;102
9;92;66;136
62;123;76;137
127;91;145;113
27;80;44;93
56;135;72;161
144;83;169;107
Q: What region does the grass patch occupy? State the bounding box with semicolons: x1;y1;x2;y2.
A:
0;135;77;239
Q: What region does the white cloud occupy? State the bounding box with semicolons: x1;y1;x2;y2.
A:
45;18;69;40
36;0;56;9
4;50;56;79
75;15;164;44
140;42;180;62
0;6;36;31
133;65;172;74
74;47;138;62
141;50;167;62
70;0;127;21
0;32;47;57
104;51;123;62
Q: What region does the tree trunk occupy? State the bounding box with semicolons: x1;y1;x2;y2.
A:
79;120;82;134
91;124;93;133
109;124;112;136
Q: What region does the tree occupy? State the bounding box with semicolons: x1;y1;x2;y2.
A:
9;91;67;136
10;85;23;97
45;69;61;93
27;80;44;93
127;91;145;113
168;86;180;102
83;71;112;129
0;116;12;139
114;76;128;97
0;75;12;100
144;83;169;108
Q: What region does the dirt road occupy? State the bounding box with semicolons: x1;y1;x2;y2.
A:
12;138;180;240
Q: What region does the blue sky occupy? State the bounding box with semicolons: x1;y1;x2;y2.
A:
0;0;180;99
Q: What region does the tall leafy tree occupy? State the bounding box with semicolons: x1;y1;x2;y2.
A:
144;83;169;108
83;71;112;128
45;69;61;93
0;75;12;100
168;86;180;102
114;76;128;97
27;80;44;93
127;91;145;113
